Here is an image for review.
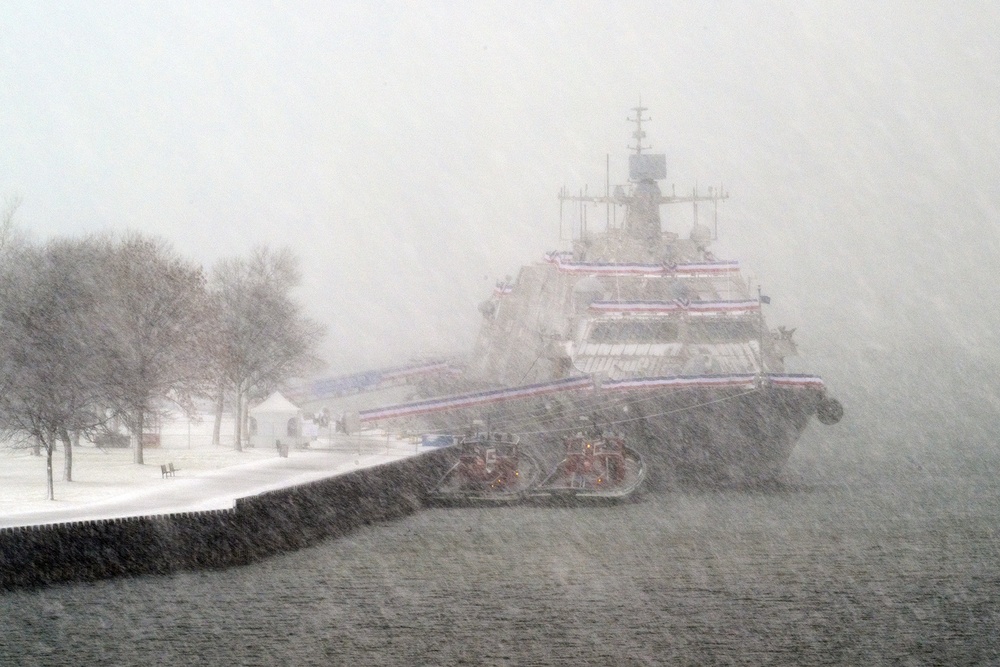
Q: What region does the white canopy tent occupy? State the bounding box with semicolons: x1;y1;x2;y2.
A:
248;391;307;449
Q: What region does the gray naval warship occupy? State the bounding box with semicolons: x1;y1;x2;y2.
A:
348;106;843;487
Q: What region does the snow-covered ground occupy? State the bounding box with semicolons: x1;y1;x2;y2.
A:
0;413;431;529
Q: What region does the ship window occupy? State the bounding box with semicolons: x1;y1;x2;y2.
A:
588;320;679;343
685;320;757;343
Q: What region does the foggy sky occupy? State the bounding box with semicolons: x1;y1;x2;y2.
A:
3;2;1000;441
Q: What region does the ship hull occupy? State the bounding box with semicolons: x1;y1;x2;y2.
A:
511;385;819;488
628;385;819;487
364;376;823;488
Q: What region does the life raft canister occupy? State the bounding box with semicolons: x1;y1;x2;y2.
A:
817;396;844;425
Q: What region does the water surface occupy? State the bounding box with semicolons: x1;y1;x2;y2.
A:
2;432;998;666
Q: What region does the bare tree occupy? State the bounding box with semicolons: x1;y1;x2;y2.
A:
0;194;23;253
0;238;113;499
98;233;214;464
210;247;324;450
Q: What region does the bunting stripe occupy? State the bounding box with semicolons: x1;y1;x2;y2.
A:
305;360;457;398
544;251;739;276
768;374;826;388
603;375;758;391
357;373;825;422
358;376;593;421
589;299;761;314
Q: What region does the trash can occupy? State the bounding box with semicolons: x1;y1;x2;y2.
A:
276;440;289;458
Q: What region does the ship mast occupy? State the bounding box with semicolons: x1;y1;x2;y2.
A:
558;106;729;244
627;103;651;156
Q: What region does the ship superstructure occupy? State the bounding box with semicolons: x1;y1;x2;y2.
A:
472;105;789;387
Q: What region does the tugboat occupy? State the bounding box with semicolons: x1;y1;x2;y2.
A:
349;105;843;487
533;430;646;501
428;431;540;504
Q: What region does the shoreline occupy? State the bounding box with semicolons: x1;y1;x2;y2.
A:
0;444;421;529
0;427;424;526
0;446;453;590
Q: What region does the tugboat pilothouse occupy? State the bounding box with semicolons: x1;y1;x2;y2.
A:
350;106;843;487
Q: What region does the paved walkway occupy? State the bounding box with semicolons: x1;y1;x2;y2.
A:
0;448;421;529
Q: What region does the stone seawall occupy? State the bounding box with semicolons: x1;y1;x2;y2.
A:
0;448;453;591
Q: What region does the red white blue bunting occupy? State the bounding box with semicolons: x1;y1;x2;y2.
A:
357;373;825;422
544;251;740;277
357;376;593;422
588;299;760;315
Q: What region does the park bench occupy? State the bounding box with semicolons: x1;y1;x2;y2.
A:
160;463;180;478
